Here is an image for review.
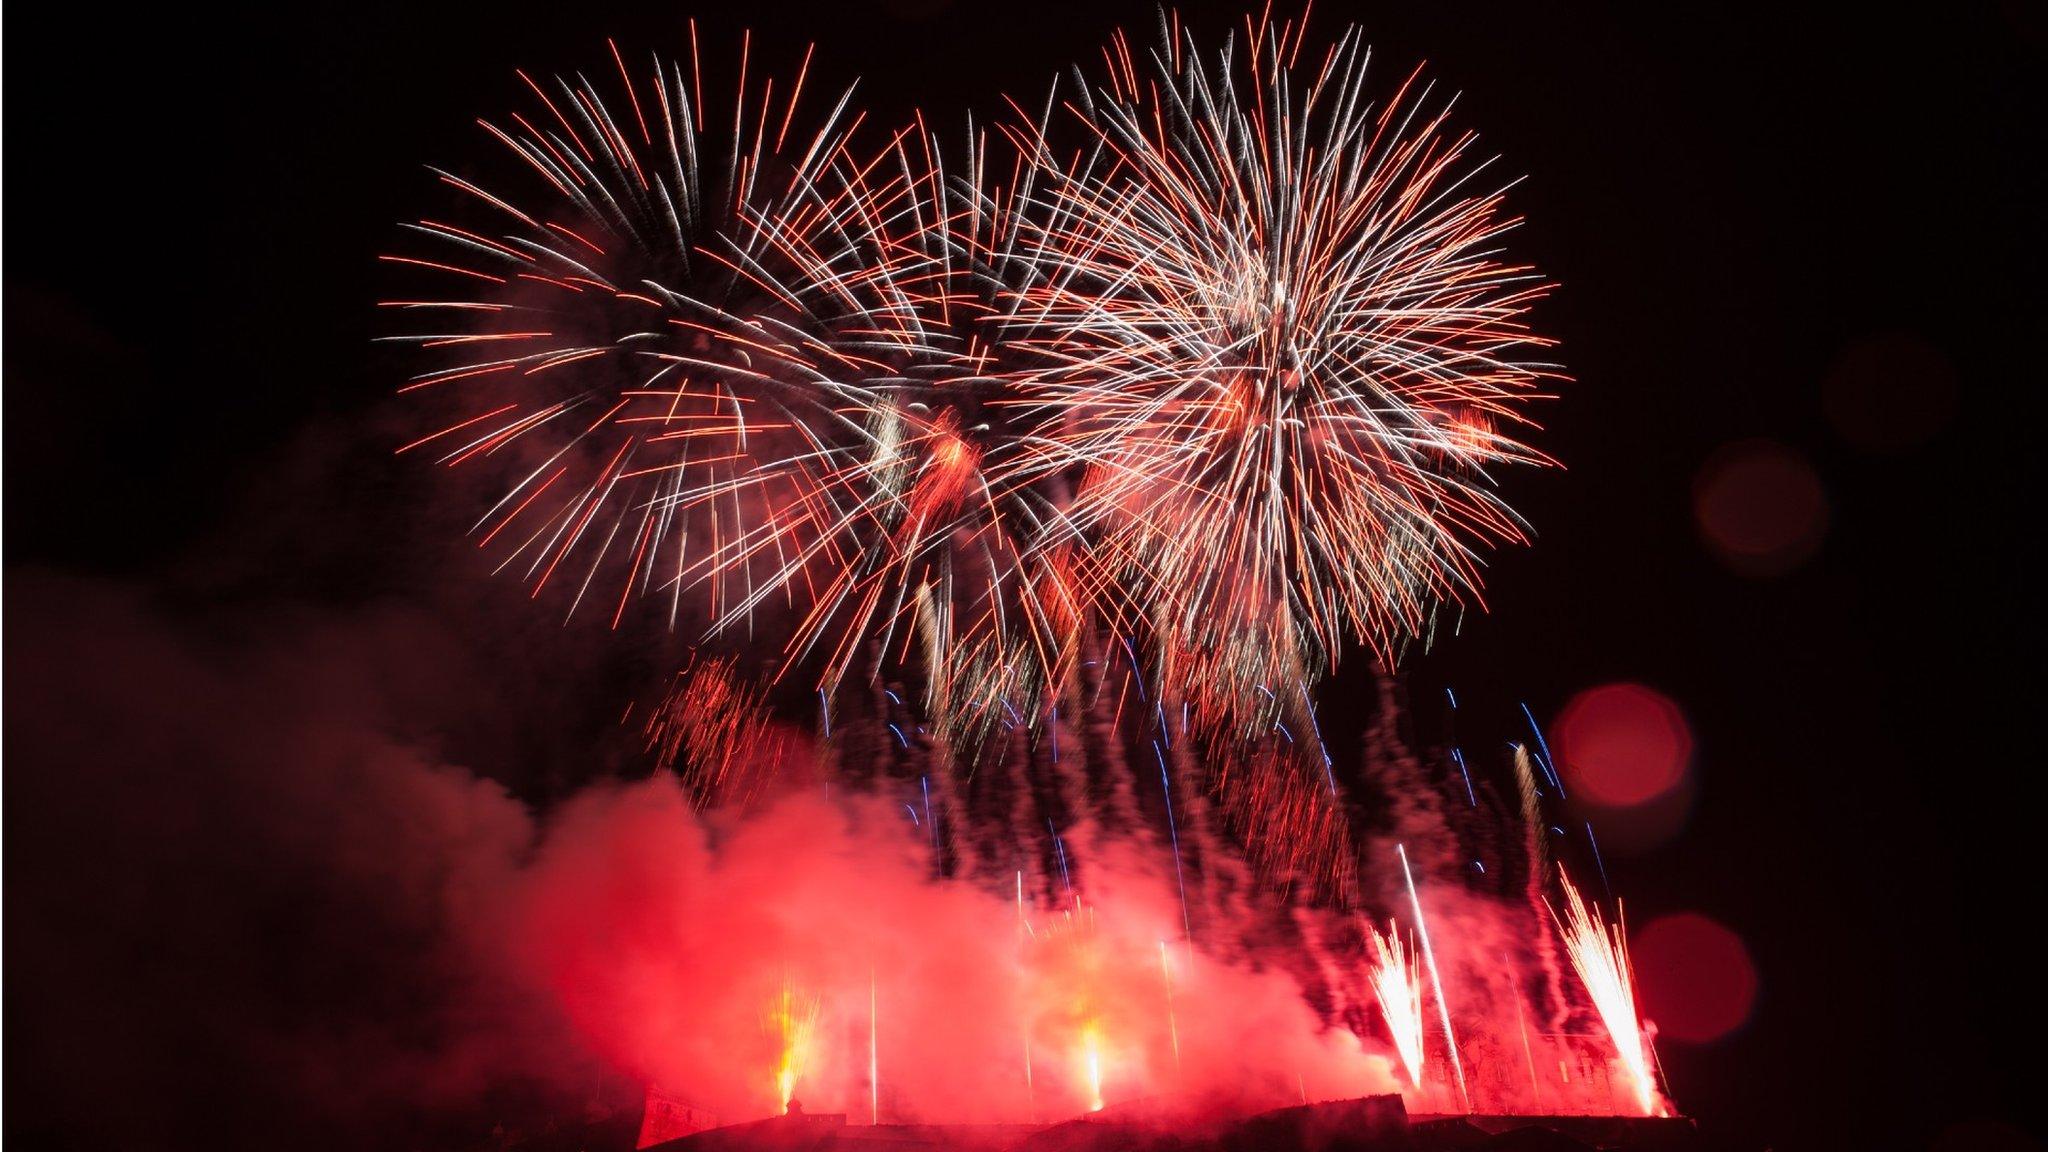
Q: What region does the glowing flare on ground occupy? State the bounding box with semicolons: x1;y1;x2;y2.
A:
1081;1021;1105;1113
1551;868;1665;1117
767;981;821;1112
1366;920;1426;1090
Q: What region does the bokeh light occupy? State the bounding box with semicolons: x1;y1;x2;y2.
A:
1822;331;1957;452
1634;912;1758;1043
1693;440;1829;576
1554;683;1693;808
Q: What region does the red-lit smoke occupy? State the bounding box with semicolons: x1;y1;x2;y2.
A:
510;779;1399;1123
506;772;1672;1123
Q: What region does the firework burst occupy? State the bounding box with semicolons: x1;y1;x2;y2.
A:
711;113;1058;713
999;15;1559;714
386;35;1072;723
383;33;867;629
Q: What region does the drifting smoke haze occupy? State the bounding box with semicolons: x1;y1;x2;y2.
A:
5;572;577;1150
523;783;1399;1122
9;571;1396;1147
10;571;1381;1145
5;560;1653;1151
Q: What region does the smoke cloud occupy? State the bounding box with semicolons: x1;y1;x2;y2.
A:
6;568;1648;1152
3;572;1393;1150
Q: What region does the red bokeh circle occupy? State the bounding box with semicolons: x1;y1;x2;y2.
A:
1634;912;1758;1043
1822;331;1957;452
1554;683;1692;807
1693;440;1828;576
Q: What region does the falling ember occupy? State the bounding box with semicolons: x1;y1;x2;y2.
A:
1551;868;1666;1117
766;981;821;1113
1397;844;1471;1113
1016;871;1038;1119
1366;920;1426;1091
1023;1031;1036;1121
1158;940;1182;1076
646;656;793;809
1508;961;1545;1105
868;969;880;1125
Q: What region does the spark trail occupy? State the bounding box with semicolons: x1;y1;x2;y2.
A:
1398;843;1470;1113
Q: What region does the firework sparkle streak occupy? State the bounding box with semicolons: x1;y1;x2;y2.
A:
1551;867;1665;1117
869;968;881;1124
768;979;822;1112
1506;955;1544;1105
1159;939;1183;1076
1366;919;1426;1090
645;654;793;807
1398;843;1470;1113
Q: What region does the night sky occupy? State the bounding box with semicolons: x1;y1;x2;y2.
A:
5;4;2039;1150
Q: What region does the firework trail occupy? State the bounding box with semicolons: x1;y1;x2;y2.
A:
1365;919;1425;1090
999;15;1558;720
1397;842;1470;1113
1158;939;1183;1076
645;654;801;807
1515;745;1571;1032
1550;867;1665;1117
1202;709;1354;900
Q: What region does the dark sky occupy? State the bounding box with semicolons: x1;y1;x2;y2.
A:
5;3;2039;1151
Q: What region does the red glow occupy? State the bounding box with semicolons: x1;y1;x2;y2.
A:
1692;440;1828;576
1633;913;1758;1043
1554;684;1693;807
